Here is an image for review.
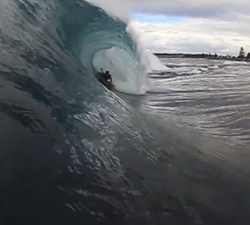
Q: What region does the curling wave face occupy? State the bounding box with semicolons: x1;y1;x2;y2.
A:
2;0;250;224
57;0;150;94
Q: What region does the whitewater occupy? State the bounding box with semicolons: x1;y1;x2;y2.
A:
65;0;151;95
1;0;250;225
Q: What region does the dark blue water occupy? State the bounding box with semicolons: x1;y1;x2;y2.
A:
1;1;250;225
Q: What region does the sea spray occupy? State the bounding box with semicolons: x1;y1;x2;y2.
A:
83;0;166;94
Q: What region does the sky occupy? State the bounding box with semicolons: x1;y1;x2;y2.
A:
125;0;250;55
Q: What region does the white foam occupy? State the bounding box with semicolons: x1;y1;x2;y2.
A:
85;0;158;95
210;65;219;69
146;50;169;71
93;47;147;95
223;61;247;65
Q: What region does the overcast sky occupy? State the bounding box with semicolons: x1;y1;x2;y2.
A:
125;0;250;55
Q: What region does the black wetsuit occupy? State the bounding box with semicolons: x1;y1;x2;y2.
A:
104;72;111;80
96;71;113;89
102;72;112;82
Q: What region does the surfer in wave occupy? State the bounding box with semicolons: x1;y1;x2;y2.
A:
101;68;112;83
96;68;113;89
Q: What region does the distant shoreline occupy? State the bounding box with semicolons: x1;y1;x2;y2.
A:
154;53;250;62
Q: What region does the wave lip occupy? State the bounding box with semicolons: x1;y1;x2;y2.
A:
62;0;155;95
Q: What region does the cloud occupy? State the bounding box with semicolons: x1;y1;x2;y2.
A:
126;0;250;55
126;0;250;19
130;17;250;55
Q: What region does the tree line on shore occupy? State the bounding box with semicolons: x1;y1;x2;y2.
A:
155;47;250;61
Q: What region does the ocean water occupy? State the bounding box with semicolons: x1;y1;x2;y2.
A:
1;0;250;225
146;58;250;147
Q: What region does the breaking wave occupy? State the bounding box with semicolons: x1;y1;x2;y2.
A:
57;0;152;94
2;0;249;225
